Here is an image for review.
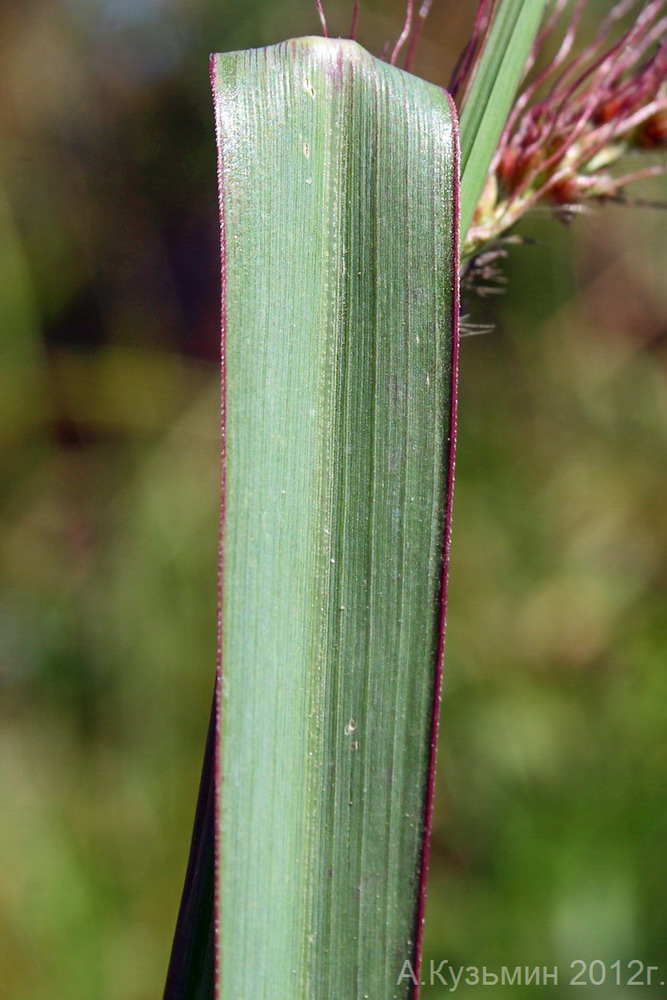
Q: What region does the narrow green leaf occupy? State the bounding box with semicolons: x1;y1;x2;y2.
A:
164;703;215;1000
458;0;547;244
209;37;458;1000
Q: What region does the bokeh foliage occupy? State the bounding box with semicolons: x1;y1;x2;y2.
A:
0;1;665;998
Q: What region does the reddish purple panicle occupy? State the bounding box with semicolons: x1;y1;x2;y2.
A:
465;0;667;254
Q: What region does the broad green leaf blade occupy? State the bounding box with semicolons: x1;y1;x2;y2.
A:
458;0;547;245
210;38;458;1000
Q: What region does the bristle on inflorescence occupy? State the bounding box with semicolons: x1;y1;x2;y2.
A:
462;0;667;256
313;0;435;70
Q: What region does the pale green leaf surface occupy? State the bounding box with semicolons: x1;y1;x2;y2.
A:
458;0;547;245
212;38;457;1000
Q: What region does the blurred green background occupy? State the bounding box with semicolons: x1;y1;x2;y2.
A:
1;1;666;997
